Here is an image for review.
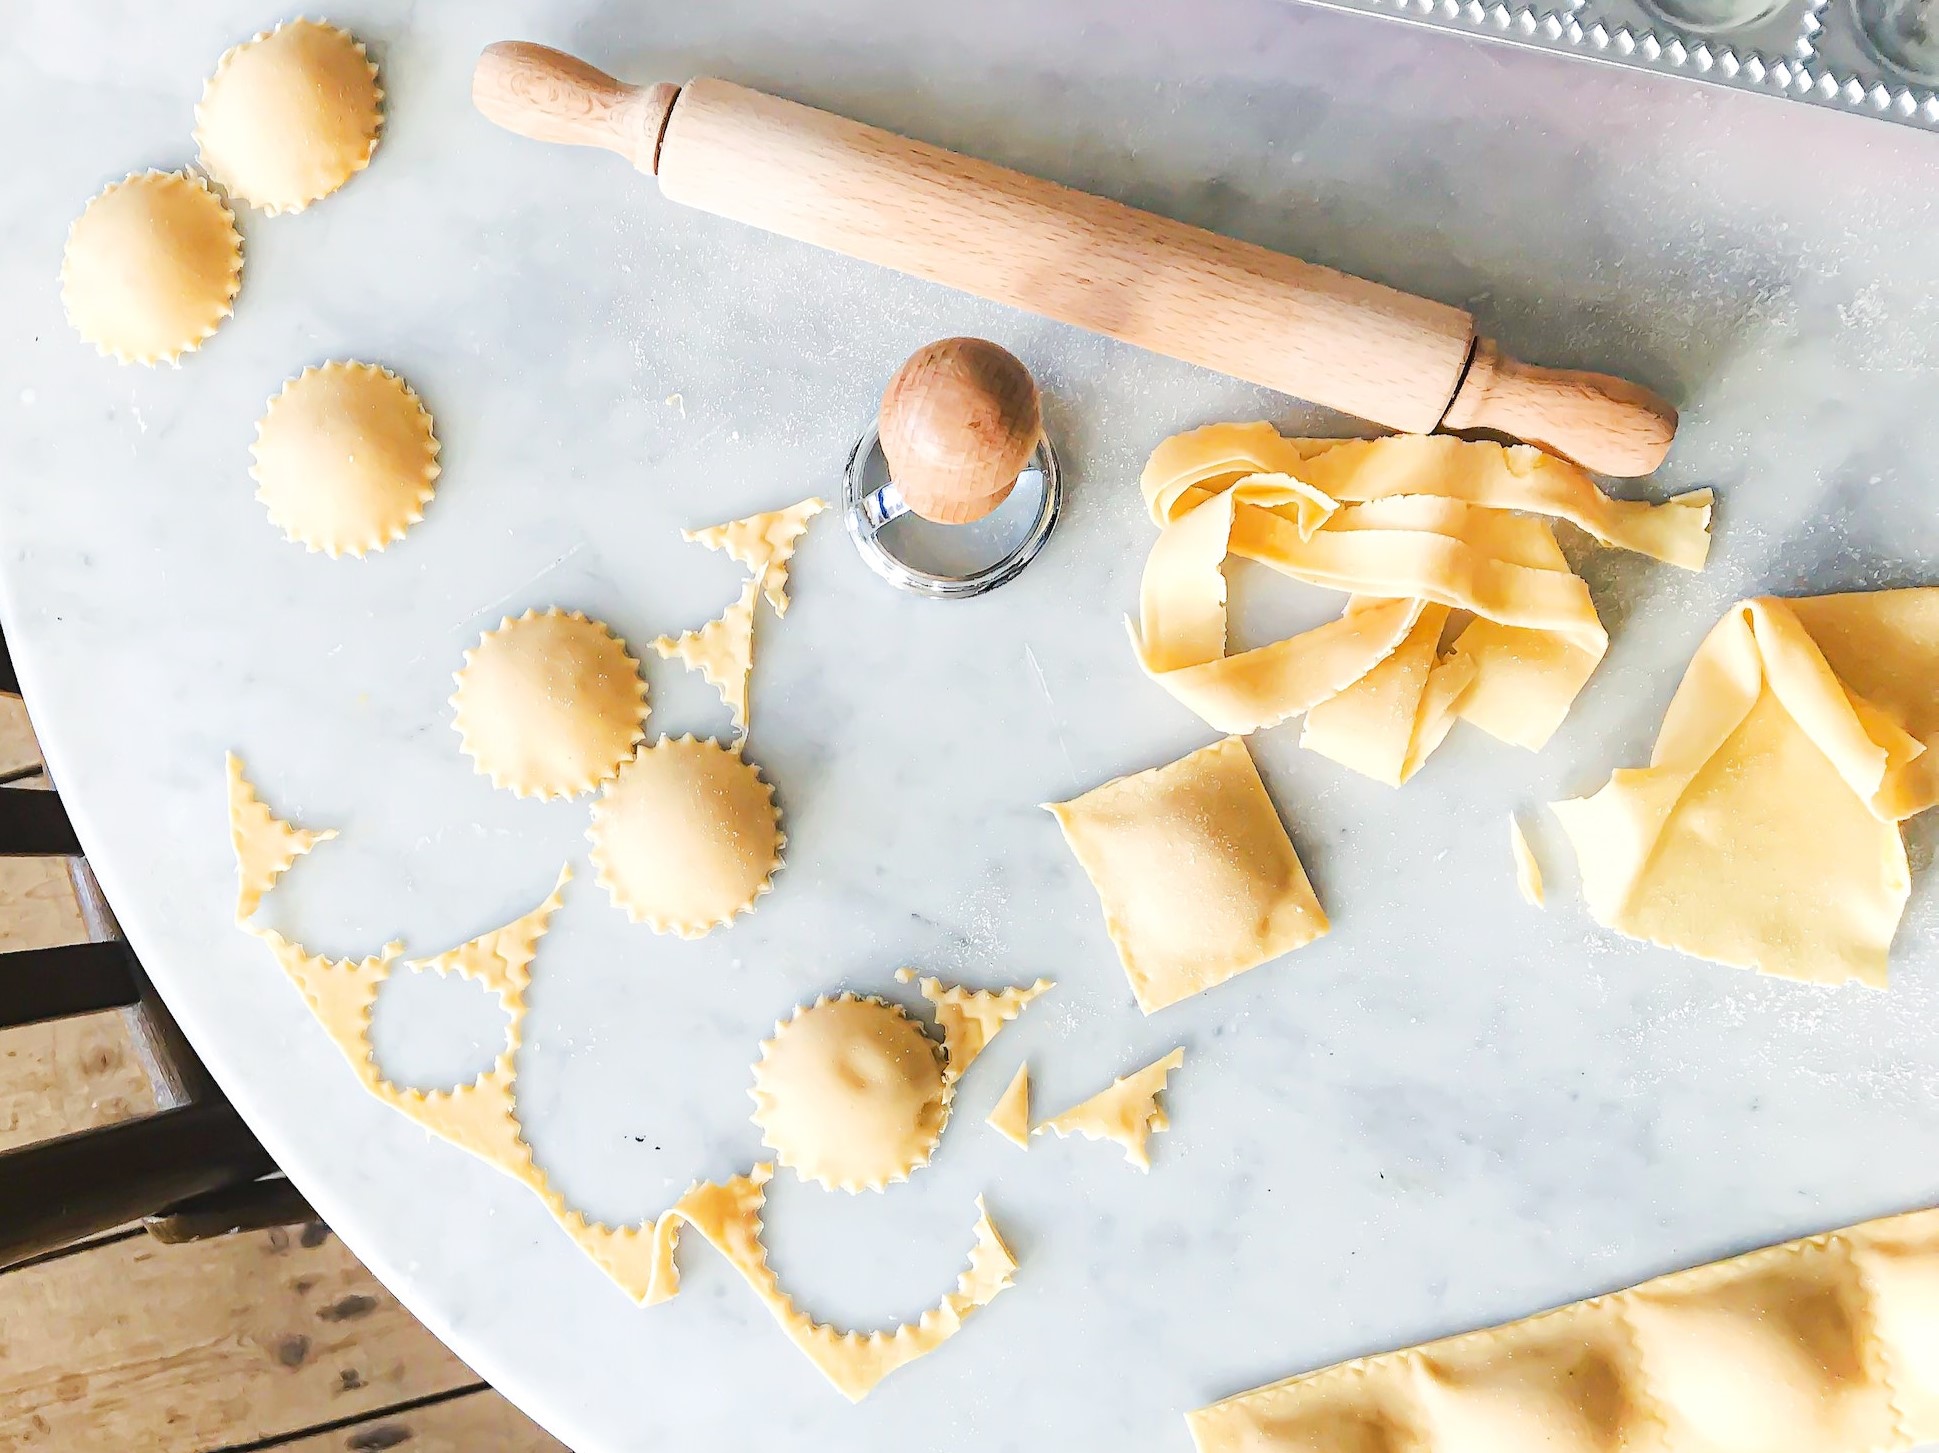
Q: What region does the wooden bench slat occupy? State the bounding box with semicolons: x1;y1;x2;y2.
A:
270;1387;570;1453
0;1226;478;1452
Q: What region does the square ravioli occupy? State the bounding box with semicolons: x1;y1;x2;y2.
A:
1622;1241;1895;1453
1416;1303;1664;1453
1048;736;1328;1013
1846;1209;1939;1437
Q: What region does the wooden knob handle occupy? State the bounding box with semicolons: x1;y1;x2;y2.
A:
471;42;679;174
878;339;1042;525
1441;339;1677;477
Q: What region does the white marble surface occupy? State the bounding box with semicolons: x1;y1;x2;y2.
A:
4;1;1939;1448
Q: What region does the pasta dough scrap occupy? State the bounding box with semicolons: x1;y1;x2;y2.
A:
451;608;649;799
1289;433;1713;570
586;734;783;936
749;995;948;1193
226;752;336;922
912;975;1054;1082
251;867;570;1190
1552;592;1939;987
252;931;400;1092
541;1164;1015;1400
1035;1047;1184;1170
1299;600;1476;787
683;497;828;616
1510;816;1545;907
986;1063;1031;1149
1048;737;1328;1013
60;170;242;365
650;576;758;732
195;18;382;214
251;361;440;558
371;868;571;1182
654;1165;1016;1401
1132;422;1711;785
1187;1204;1939;1453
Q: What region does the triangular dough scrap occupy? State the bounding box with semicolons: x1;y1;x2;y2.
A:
227;753;337;923
1036;1047;1185;1171
372;1065;537;1185
914;975;1053;1082
653;1164;1017;1402
683;497;828;617
1552;593;1936;987
1509;816;1545;908
252;928;398;1091
650;576;758;731
986;1064;1031;1149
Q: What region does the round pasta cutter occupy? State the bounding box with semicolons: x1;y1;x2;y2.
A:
843;338;1062;600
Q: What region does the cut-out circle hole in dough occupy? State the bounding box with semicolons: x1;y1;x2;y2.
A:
367;963;513;1095
251;361;441;558
750;995;948;1193
587;734;783;936
60;170;242;366
195;18;383;214
451;608;649;800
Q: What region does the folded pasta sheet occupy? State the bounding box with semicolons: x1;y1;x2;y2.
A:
1553;591;1939;987
1131;424;1711;786
1189;1204;1939;1453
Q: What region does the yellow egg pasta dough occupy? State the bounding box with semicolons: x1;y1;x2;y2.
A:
251;361;440;558
1552;591;1939;986
587;735;782;936
61;170;242;365
451;608;648;799
986;1063;1032;1149
1131;423;1711;785
749;994;948;1193
226;752;336;922
1188;1205;1939;1453
1048;737;1328;1013
1035;1046;1184;1171
682;496;827;616
196;18;382;214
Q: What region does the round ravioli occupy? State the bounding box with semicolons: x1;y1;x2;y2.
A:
452;609;649;799
750;995;949;1193
251;361;440;557
196;18;383;213
60;170;242;365
588;735;783;936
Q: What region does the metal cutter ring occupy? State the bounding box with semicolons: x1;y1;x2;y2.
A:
841;423;1061;600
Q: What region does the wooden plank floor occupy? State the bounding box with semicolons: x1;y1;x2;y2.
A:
0;702;569;1452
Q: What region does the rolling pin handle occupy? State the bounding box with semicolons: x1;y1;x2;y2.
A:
1441;337;1678;477
471;42;679;175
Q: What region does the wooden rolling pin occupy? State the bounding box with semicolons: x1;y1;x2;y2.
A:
473;43;1677;477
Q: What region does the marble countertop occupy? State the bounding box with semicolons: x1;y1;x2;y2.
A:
4;0;1938;1448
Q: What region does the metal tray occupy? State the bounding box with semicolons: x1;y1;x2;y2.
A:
1287;0;1939;130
